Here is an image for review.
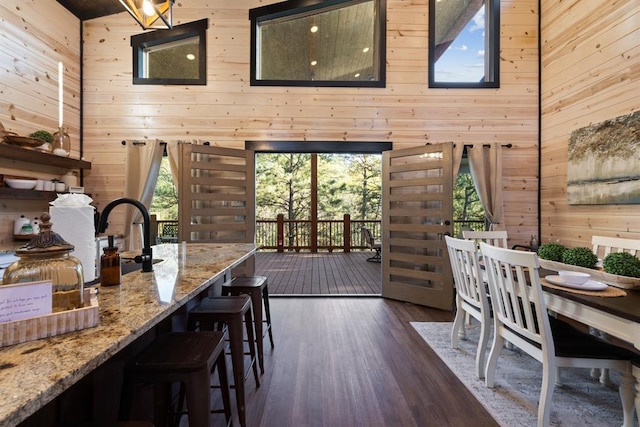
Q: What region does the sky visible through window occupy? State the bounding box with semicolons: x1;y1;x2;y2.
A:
434;6;485;82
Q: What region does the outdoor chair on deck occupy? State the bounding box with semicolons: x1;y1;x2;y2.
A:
445;236;491;379
361;227;381;263
479;242;637;427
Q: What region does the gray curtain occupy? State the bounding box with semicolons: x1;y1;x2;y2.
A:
453;142;465;177
467;144;504;230
166;140;181;190
124;139;164;250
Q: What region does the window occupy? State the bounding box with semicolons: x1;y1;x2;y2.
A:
249;0;386;87
429;0;500;88
131;19;207;85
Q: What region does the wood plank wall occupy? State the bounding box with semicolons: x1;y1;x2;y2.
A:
0;0;81;247
540;0;640;248
80;0;539;244
2;0;539;248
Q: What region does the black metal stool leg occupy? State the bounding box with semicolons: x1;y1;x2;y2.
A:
262;285;274;349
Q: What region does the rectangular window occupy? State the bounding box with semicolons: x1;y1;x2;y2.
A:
250;0;386;87
429;0;500;88
131;19;207;85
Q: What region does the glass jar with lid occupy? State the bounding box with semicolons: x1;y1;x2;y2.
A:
2;213;84;312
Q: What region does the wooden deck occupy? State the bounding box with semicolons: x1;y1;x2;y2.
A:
255;250;382;295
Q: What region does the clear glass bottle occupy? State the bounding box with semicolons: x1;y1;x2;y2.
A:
52;126;70;157
2;213;84;312
530;234;539;252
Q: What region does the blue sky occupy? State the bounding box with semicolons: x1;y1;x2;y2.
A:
434;7;486;83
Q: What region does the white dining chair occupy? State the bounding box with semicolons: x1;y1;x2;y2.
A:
445;235;491;379
590;235;640;387
462;230;509;249
479;242;636;427
461;231;514;345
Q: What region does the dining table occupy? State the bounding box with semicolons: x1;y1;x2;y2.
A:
539;268;640;423
0;242;257;427
540;268;640;351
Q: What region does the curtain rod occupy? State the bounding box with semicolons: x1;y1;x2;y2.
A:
438;143;512;148
121;141;167;146
481;143;512;148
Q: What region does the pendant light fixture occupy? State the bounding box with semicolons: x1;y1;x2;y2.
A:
119;0;174;30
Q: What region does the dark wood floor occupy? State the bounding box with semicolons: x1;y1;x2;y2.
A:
255;251;382;295
201;297;499;427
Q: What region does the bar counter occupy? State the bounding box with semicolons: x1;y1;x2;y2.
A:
0;242;257;427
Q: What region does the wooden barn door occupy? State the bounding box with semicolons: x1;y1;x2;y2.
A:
178;143;255;275
381;143;454;310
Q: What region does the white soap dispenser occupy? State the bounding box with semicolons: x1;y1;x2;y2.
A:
14;215;30;235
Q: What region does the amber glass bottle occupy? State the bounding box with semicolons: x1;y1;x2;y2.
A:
100;246;121;286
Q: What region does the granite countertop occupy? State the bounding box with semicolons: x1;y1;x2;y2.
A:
0;242;257;426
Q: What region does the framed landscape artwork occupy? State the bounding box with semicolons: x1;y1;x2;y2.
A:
567;110;640;205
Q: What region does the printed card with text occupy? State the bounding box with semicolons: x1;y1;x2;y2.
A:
0;280;53;323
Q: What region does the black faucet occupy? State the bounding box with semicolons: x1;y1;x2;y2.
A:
96;197;153;272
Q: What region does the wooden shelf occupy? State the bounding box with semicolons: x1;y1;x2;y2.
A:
0;188;65;201
0;144;91;170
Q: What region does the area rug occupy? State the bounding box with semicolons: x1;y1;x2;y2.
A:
410;321;632;427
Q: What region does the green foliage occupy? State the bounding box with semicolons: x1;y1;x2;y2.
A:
561;247;598;268
344;154;381;220
602;252;640;277
453;173;484;222
318;154;349;219
150;158;178;220
255;153;381;221
255;153;311;220
29;130;53;143
537;242;566;262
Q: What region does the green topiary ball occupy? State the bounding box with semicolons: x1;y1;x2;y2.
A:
602;252;640;278
561;247;598;268
29;130;54;143
537;242;566;262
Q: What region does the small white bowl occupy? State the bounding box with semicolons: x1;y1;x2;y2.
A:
4;179;37;190
558;270;591;285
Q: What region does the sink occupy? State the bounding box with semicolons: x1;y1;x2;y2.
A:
85;258;163;286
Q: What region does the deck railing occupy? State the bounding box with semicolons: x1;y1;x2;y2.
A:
256;216;486;252
151;215;485;252
150;216;179;243
256;214;380;252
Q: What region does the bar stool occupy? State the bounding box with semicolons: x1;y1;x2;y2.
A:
222;276;274;373
188;295;259;427
120;331;231;427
